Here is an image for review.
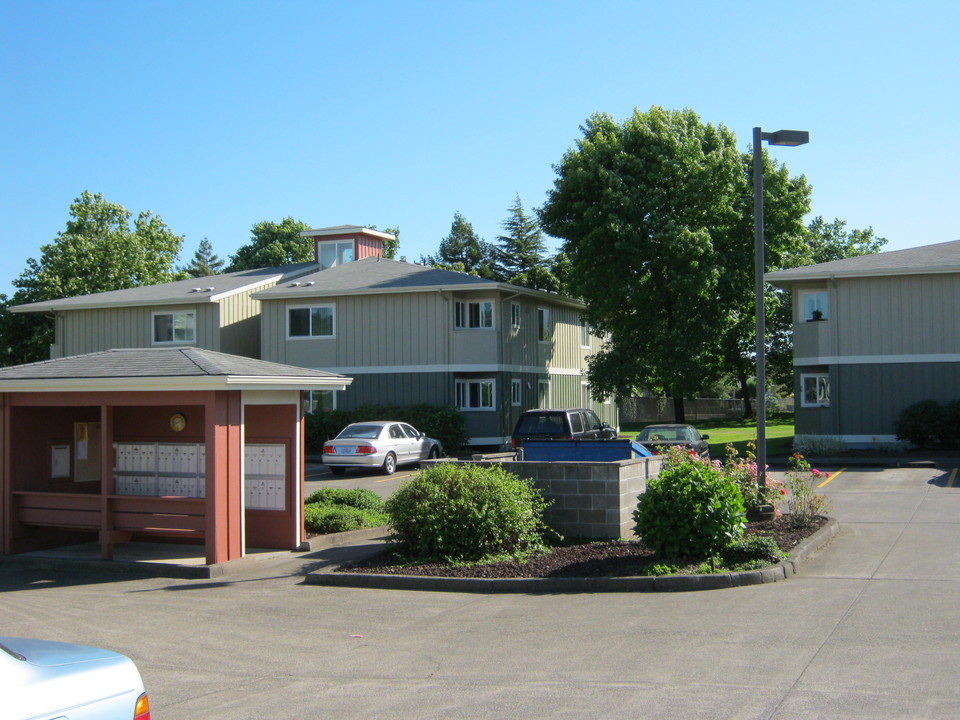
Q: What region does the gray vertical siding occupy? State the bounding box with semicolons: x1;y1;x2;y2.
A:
56;304;219;357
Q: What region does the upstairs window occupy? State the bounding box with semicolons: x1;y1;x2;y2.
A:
318;240;354;270
580;316;590;347
538;307;551;342
800;290;828;321
153;311;195;344
511;302;521;331
288;305;335;338
455;300;493;329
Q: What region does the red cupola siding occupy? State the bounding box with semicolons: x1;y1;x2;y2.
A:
300;225;394;270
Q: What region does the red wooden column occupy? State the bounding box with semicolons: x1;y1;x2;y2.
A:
98;404;122;560
204;390;243;564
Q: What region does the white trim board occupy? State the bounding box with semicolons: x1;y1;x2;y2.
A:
795;353;960;366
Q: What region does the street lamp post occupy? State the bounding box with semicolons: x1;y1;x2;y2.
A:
754;127;809;491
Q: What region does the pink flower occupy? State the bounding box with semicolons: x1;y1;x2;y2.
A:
794;453;801;459
812;469;821;477
825;472;831;479
780;488;787;495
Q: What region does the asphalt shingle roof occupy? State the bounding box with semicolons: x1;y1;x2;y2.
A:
11;263;317;313
253;256;496;298
0;347;346;382
766;239;960;284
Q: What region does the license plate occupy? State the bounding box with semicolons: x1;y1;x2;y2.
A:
335;446;355;455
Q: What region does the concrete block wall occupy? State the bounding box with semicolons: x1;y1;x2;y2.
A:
428;456;664;539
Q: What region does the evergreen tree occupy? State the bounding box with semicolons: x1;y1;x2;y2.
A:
183;237;225;277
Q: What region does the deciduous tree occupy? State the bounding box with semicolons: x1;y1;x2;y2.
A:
0;191;185;366
226;217;312;271
539;107;811;422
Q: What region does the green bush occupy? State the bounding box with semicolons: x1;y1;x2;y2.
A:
895;400;945;448
384;463;553;563
943;400;960;451
633;456;746;561
305;487;385;511
719;535;783;568
303;504;388;534
305;403;468;454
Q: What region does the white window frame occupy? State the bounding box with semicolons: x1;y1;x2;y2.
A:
456;378;496;411
511;378;522;406
580;315;590;348
317;240;355;270
800;373;830;408
152;310;196;345
581;381;591;408
538;307;551;342
511;302;521;331
287;304;336;339
454;299;494;330
306;389;337;414
800;289;829;321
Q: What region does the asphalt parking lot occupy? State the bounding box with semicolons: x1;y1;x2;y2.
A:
3;463;960;719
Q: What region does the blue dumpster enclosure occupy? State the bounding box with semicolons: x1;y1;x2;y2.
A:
521;439;653;462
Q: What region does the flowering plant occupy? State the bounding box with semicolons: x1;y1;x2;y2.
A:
723;442;784;514
783;452;833;528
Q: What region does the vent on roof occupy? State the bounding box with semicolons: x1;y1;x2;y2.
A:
304;281;315;286
190;288;202;293
204;287;215;292
289;282;301;287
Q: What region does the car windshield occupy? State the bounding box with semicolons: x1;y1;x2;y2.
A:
639;427;684;441
516;413;566;435
336;424;383;440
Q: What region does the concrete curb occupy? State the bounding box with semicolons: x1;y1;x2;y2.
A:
304;517;841;593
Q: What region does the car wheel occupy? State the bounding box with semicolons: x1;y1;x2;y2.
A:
329;466;346;476
381;452;397;475
428;446;440;460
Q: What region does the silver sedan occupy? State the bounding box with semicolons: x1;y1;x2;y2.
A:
321;421;443;475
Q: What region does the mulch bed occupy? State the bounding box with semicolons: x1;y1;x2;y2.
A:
337;515;828;579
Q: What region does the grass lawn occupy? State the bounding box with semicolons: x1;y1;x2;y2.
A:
620;412;795;458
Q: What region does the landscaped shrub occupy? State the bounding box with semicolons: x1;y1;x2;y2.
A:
633;451;746;561
305;403;468;453
305;487;385;512
719;535;784;568
384;462;552;563
304;504;387;534
303;487;388;534
792;434;845;457
941;400;960;451
895;400;945;448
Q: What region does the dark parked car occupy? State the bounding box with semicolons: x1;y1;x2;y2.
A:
511;408;617;448
635;424;710;458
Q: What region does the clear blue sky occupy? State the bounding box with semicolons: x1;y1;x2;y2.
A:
2;0;958;298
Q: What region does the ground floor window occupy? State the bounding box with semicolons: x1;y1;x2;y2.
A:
538;379;550;407
456;379;495;410
801;373;830;407
306;389;337;413
511;378;522;406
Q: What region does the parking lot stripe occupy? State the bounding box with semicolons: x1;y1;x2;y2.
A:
816;468;845;488
948;468;958;488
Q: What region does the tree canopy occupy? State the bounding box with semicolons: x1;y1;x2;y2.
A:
539;107;812;420
0;191;185;366
226;217;312;271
